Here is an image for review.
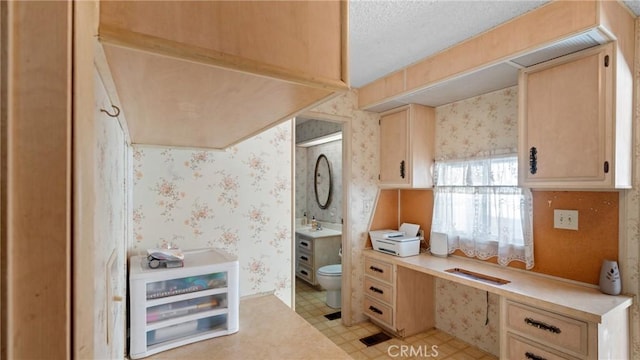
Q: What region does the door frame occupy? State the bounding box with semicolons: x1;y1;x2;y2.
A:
293;110;352;326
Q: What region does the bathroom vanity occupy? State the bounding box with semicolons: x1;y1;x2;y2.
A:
295;226;341;286
363;250;632;359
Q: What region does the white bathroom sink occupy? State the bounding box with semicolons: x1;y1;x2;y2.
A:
295;226;341;239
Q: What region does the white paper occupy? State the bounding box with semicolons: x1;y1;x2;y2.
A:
399;223;420;237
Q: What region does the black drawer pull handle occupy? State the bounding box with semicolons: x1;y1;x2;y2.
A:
300;256;308;261
525;351;547;360
369;306;383;315
300;241;309;248
400;160;406;179
524;317;561;334
369;266;384;273
529;147;537;174
301;270;308;276
369;286;384;294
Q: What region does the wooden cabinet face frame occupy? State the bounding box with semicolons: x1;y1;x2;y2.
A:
517;43;625;189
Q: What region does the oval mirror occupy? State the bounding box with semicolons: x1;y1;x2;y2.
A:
314;154;332;209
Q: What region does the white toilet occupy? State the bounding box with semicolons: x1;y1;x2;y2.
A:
316;264;342;308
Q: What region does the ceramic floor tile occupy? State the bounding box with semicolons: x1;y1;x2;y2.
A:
349;351;371;360
329;334;349;345
321;327;338;337
447;338;471;350
462;346;491;358
348;338;369;352
360;346;383;358
444;352;478;360
339;341;358;354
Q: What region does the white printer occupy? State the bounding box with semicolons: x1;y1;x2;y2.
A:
369;223;421;257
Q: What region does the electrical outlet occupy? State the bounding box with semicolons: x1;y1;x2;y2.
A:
554;209;579;230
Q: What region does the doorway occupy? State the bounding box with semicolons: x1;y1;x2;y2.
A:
293;112;351;326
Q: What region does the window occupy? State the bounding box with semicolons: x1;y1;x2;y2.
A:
431;153;534;269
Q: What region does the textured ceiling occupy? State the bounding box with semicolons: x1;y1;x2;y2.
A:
349;0;640;88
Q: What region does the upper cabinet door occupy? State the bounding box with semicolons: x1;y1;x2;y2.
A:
379;104;435;188
518;42;630;189
380;108;409;186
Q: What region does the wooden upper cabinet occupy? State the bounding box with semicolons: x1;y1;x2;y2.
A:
379;104;435;188
518;43;631;189
98;0;348;149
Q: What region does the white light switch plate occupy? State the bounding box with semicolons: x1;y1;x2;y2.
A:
554;209;579;230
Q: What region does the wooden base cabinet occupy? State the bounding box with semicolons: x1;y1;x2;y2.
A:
500;299;629;360
363;254;434;337
379;104;435;189
518;42;631;189
295;233;341;286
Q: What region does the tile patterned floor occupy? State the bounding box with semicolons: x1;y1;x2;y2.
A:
295;278;498;360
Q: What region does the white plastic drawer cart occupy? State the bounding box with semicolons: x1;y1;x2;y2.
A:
129;248;239;359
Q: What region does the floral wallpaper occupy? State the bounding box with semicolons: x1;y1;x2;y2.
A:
308;90;380;324
435;86;517;160
131;122;293;305
296;119;342;144
295;145;308;220
297;139;343;224
435;281;500;355
433;86;517;355
295;119;344;222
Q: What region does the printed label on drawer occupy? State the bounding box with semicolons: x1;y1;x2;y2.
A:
506;301;588;355
507;333;581;360
364;297;393;326
364;257;393;283
364;277;393;304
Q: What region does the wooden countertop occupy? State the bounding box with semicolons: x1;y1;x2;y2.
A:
144;294;350;359
364;249;633;324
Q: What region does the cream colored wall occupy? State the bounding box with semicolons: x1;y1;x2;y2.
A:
131;122;293;305
92;68;128;358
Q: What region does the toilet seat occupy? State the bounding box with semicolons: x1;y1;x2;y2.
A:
318;264;342;276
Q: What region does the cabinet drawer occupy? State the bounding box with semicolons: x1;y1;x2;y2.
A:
506;301;587;355
296;264;314;284
296;251;313;268
364;257;393;283
297;237;313;252
364;277;393;304
507;333;580;360
364;297;393;327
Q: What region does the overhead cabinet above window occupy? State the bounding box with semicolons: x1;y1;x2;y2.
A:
378;104;435;189
518;42;631;189
99;1;349;149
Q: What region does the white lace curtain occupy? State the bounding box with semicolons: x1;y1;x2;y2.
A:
431;153;534;269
